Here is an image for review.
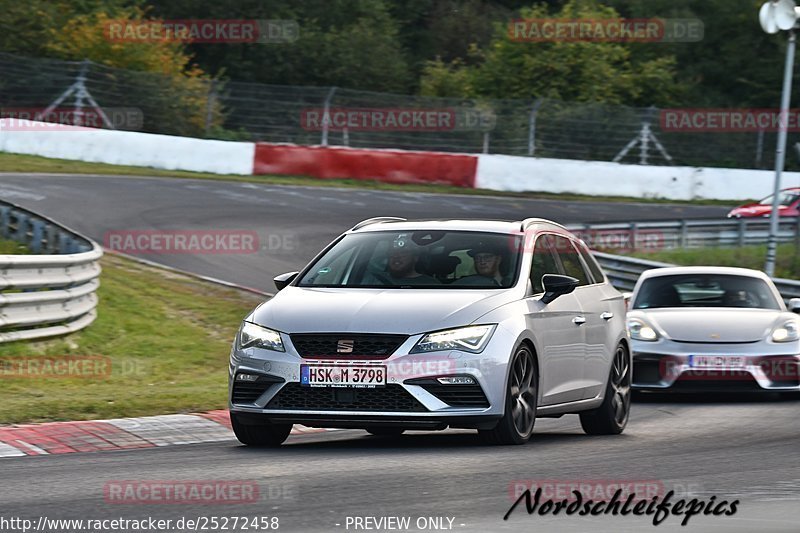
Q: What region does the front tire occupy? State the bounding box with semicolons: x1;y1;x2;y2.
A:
230;412;292;447
580;343;631;435
479;344;537;445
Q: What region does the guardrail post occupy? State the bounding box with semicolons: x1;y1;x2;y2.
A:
14;213;29;245
45;226;58;253
630;222;638;252
679;220;688;248
738;218;746;247
30;220;45;254
58;233;72;254
0;207;9;239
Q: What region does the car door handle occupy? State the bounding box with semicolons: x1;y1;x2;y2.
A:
600;312;614;320
572;316;586;325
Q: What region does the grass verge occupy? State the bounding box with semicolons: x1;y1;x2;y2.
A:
0;151;737;206
0;239;28;254
0;253;265;424
627;243;800;280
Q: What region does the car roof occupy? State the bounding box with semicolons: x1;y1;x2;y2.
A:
638;266;772;282
350;218;568;234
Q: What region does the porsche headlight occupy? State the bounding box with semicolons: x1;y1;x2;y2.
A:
410;325;496;354
237;322;285;352
627;318;658;341
771;319;799;343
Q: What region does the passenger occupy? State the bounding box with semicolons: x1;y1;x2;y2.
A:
455;242;508;287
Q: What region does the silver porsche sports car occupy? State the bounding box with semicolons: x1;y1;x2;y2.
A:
229;218;629;446
629;266;800;392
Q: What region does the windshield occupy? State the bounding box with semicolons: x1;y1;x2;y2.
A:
297;230;522;289
633;274;780;310
758;191;800;207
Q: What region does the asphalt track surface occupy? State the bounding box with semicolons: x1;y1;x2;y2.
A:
0;173;729;291
1;173;798;533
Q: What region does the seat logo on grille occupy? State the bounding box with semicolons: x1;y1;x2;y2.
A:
337;339;355;353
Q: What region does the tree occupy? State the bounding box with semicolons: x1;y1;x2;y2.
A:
420;0;686;106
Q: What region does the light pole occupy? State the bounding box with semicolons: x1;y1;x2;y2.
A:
759;0;799;276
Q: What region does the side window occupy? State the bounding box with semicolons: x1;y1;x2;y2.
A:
530;234;560;294
551;235;590;286
577;241;605;284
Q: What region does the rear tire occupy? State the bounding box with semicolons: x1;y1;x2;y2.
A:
366;427;406;436
479;344;537;445
230;412;292;447
580;343;631;435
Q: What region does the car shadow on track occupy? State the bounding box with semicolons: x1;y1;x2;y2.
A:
633;391;800;404
229;428;629;453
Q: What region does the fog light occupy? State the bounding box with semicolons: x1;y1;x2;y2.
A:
437;376;475;385
236;373;260;382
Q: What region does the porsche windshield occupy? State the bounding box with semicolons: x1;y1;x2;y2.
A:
633;274;781;310
297;230;522;289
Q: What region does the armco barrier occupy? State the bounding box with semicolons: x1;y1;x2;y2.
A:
253;143;477;187
0;199;101;343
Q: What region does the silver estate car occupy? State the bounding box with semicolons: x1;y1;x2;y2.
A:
629;266;800;392
229;218;630;446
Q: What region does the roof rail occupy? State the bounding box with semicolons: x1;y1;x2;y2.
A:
519;218;568;231
351;216;407;231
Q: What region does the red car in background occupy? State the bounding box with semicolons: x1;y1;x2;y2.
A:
727;187;800;218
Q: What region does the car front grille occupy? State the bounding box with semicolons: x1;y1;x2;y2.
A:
266;383;427;412
289;334;408;359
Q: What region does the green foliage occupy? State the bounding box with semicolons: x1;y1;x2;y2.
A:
0;0;793;118
421;0;687;106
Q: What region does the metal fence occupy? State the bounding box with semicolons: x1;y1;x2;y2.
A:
0;200;102;343
0;52;795;170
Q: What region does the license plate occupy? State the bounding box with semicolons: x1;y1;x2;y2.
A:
689;355;746;368
300;365;386;388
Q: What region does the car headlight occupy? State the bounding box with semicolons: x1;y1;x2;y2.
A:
237;321;285;352
771;319;799;342
627;318;658;341
410;325;496;354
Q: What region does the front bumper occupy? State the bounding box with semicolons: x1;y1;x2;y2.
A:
631;339;800;391
228;331;513;429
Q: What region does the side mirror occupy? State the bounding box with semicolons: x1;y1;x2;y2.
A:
790;297;800;314
622;292;633;309
540;274;579;304
273;271;299;291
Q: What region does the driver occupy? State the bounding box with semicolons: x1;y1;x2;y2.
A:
364;237;437;286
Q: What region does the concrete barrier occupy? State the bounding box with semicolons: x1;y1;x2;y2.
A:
475;155;800;201
0;120;254;175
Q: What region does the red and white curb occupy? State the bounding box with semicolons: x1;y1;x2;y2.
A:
0;410;338;458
